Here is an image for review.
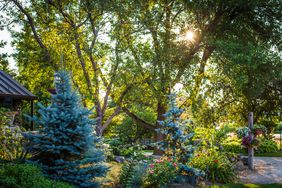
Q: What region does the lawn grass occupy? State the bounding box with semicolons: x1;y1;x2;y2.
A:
208;183;282;188
142;150;154;155
143;150;282;157
142;150;153;153
240;151;282;157
254;152;282;157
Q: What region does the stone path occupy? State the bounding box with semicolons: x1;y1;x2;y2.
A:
239;157;282;184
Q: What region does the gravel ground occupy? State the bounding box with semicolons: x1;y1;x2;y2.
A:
239;157;282;184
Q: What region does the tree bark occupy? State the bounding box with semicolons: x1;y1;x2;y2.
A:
153;99;167;155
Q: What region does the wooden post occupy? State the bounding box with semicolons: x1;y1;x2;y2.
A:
248;112;254;170
280;131;282;150
30;100;34;130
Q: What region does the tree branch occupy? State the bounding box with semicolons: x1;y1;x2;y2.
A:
11;0;53;66
122;107;155;131
100;106;121;134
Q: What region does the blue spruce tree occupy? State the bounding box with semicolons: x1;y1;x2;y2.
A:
157;93;195;163
157;94;203;183
28;71;107;187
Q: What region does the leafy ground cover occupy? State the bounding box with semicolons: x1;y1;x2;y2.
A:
0;163;73;188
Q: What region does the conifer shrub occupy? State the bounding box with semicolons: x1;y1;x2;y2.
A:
157;94;196;163
27;71;107;187
156;94;202;185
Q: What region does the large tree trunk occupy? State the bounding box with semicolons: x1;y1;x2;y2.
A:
153;99;166;155
95;112;103;136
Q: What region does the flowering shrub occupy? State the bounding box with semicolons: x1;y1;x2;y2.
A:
143;157;178;187
190;148;237;183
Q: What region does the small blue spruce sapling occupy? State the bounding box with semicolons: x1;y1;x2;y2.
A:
157;93;195;163
157;94;203;180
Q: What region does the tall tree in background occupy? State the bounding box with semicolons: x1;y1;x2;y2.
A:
0;41;9;71
28;70;107;187
2;0;128;135
109;0;281;144
1;0;281;141
0;41;15;76
188;41;282;128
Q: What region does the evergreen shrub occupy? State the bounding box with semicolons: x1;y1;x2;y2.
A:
27;71;107;187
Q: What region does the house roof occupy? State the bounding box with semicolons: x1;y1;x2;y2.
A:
0;70;37;100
